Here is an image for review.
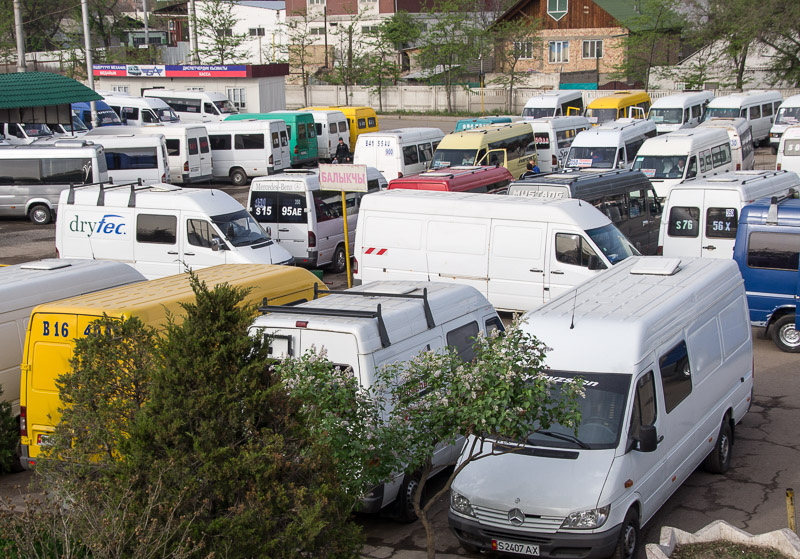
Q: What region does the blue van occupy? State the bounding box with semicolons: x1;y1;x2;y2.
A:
71;101;123;129
733;191;800;351
454;116;512;132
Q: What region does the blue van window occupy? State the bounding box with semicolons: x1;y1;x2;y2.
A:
747;232;800;271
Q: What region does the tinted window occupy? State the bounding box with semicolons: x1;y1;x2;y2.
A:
368;117;377;127
750;105;761;119
315;123;322;135
166;139;180;156
2;158;94;185
418;142;433;163
446;321;480;362
122;106;139;121
161;97;200;113
277;192;307;223
199;136;210;153
762;102;773;117
660;341;692;413
298;125;307;140
280;131;289;146
203;102;217;115
307;123;316;138
357;118;366;129
188;138;199;155
250;192;276;222
630;371;657;441
235;134;265;150
706;207;738;238
747;232;800;271
209;134;231;151
534;132;551;150
711;144;732;167
403;145;420;165
105;148;158;170
186;219;218;248
272;132;280;148
136;214;177;244
668;206;700;237
313;190;342;223
555;233;599;267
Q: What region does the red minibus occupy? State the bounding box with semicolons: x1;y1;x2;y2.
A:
387;165;513;194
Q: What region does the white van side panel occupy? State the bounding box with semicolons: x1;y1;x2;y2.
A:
359;213;429;282
426;218;489;294
487;221;547;310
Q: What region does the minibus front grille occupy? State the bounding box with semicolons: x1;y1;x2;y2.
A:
480;528;553;545
472;505;564;534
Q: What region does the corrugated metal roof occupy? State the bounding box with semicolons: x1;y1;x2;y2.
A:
0;72;102;110
593;0;636;25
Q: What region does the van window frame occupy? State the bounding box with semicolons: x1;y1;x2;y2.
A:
446;320;480;363
136;213;177;245
659;340;692;413
554;232;601;267
746;231;800;271
629;370;657;444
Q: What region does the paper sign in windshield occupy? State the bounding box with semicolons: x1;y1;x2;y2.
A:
569;159;593;168
641;168;656;177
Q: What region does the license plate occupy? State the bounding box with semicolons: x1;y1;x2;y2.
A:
492;539;540;556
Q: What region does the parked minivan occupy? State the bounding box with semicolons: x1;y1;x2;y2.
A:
584;91;651;125
0;141;108;224
704;91;783;146
0;122;54;145
251;280;501;519
301;105;379;149
631;127;734;199
508;169;662;254
142;89;238;122
388;165;513;194
19;263;325;469
56;182;293;279
248;167;388;271
101;92;180;125
526;116;591;172
301;109;350;161
697;117;755;172
522;90;584;119
647;91;714;134
354;128;445;178
733;192;800;352
450;256;753;559
75;133;171;185
776;124;800;174
354;190;639;312
205;119;291;184
659;170;800;258
566;118;657;171
769;94;800;153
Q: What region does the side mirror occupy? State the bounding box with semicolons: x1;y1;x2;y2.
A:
211;237;227;252
635;424;658;453
587;255;606;270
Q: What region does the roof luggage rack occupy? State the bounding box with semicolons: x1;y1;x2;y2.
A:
67;179;181;207
766;188;799;225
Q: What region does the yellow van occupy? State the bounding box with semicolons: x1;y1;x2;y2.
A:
18;264;324;469
430;122;538;179
301;105;378;147
584;91;652;126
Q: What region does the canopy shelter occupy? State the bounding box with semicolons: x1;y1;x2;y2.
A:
0;71;102;125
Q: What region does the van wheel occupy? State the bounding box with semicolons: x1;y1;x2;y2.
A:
28;204;52;225
396;474;422;523
703;419;733;473
610;508;640;559
329;245;347;274
771;315;800;352
230;168;248;186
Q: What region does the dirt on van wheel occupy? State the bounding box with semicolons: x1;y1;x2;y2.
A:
670;541;790;559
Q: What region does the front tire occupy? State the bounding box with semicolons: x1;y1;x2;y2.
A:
703;419;733;473
229;168;248;186
396;474;422;523
329;245;347;274
610;508;640;559
771;315;800;352
28;204;52;225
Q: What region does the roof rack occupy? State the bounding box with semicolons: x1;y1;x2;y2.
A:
66;178;143;206
312;283;435;329
766;188;799;225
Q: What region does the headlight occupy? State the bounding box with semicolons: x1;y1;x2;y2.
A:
450;491;476;518
561;505;610;529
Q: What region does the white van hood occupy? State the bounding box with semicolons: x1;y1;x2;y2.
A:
453;443;616;516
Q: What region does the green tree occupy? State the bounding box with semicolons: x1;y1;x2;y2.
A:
490;16;542;113
0;386;17;474
195;0;251;64
285;8;319;106
758;0;800;87
327;11;365;104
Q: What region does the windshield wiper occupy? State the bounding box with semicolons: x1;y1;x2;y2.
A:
528;430;590;449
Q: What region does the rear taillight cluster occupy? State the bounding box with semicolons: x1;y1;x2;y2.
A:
308;231;317;248
552;154;558;167
353;257;359;274
183;161;189;172
20;406;27;437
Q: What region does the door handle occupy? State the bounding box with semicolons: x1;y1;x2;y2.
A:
530;268;543;273
702;245;717;251
551;270;564;275
167;251;179;255
278;228;289;232
184;252;195;256
642;220;650;226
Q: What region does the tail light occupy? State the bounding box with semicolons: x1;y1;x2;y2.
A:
353;256;359;274
777;163;782;170
183;161;189;171
308;231;316;248
55;247;60;258
656;245;663;256
736;163;741;171
398;172;403;178
269;154;273;165
294;145;299;154
20;406;27;437
552;154;558;167
161;173;166;182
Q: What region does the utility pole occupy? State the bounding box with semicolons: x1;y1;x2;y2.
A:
188;0;199;63
323;7;328;68
81;0;98;128
143;0;150;50
13;0;25;72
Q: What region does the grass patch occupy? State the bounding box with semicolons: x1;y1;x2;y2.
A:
670;541;790;559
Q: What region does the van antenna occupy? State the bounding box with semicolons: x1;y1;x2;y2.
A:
569;288;578;329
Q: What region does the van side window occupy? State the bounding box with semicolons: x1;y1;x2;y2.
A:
272;132;280;148
555;233;599;267
683;108;689;123
746;232;800;271
203;102;216;115
762;103;773;117
235;134;265;150
358;118;366;130
209;134;231;151
659;341;692;413
692;104;702;119
286;125;292;138
629;371;656;441
646;188;661;216
137;214;177;244
280;131;289;146
485;317;504;334
368;117;377;128
667;206;699;237
625;138;644;161
188;138;199;155
628;189;644;218
315;123;322;135
122;107;138;121
142;110;159;124
403;145;420;165
711;144;731;167
446;321;480;362
749;105;761;120
367;178;382;193
601;193;627;223
419;142;433;163
685;156;697;179
186;219;218;248
166;139;181;156
199;136;210;154
313;190;341;222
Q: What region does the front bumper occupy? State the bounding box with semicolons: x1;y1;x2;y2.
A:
448;510;621;559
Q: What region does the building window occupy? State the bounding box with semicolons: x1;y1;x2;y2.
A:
582;39;602;58
548;40;569;63
514;41;534;59
249;27;265;37
186;86;205;91
362;25;375;33
310;27;325;35
215;28;233;38
112;85;129;93
308;0;325;5
547;0;568;20
227;87;247;110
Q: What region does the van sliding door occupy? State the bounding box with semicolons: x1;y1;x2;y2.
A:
488;220;546;311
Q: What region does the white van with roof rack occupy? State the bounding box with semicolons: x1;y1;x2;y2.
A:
697;117;755;172
565;118;657;172
142;89;238;122
450;256;753;559
101;92;180;125
55;181;293;279
251;280;503;521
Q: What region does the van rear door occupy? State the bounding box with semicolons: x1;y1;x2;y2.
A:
488;220;547;311
663;190;704;258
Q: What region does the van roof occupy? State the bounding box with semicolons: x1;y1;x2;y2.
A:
251;281;491;354
670;170;800;198
31;264;322;326
777;94;800;108
523;90;583;106
509;169;651;197
0;143;102;156
526;116;590;128
521;256;744;372
571;119;656;146
388;165;513;190
707;91;782;108
250;167;384;191
636;127;730;153
697;117;749;133
587;91;650;108
740;195;800;226
359;189;610;228
649;91;714;108
355;127;443;140
0;259;144;315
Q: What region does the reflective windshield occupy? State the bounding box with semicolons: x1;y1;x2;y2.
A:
522;107;555;119
585;108;618;124
586;223;639;264
154;106;180;122
649;108;683;124
567;147;617;169
71;115;88;131
632;155;686;179
705;107;740;119
432;148;477;168
776;106;800;126
20;123;53;137
214;99;238;114
211;209;271;247
525;372;631;450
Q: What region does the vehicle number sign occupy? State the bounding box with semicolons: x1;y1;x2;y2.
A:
492;539;540;556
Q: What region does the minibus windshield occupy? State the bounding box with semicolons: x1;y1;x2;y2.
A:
525;372;631;450
20;123;53;137
705;107;740;119
567;147;617;169
155;106;180;122
775;106;800;126
522;107;555;119
649;108;683;124
632;155;687;179
214;100;238;114
212;209;272;247
585;108;617;124
432;148;476;168
586;224;639;264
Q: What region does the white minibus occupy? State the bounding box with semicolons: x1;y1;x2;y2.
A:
631;127;734;199
450;256;753;559
0;122;54;145
205;119;291;185
776;123;800;174
78;134;171;185
521;90;584;119
704;91;783;146
659;170;800;258
248;167;388;271
354;128;445;179
526;116;591;172
101;92;180;125
302;109;350;161
769;94;800;153
697;117;755;171
0;141;108;224
56;182;293;279
142;89;238;122
647;91;714;134
565;118;657;171
354;190;639;312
